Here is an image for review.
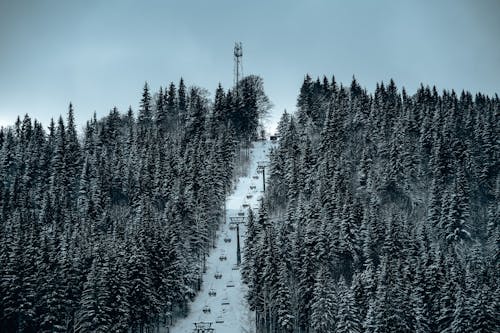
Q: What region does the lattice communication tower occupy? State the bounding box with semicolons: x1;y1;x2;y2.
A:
233;42;243;90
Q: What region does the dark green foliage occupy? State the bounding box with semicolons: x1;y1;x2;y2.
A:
336;277;362;333
310;267;337;333
245;76;499;333
0;76;266;332
229;75;272;141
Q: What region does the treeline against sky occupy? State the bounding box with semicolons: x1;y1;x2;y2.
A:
242;76;499;333
0;76;269;333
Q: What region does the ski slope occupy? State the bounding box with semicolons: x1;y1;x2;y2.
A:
169;140;272;333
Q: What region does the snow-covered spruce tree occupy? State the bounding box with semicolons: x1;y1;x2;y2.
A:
310;266;337;333
241;207;256;285
75;257;111;333
336;277;362;333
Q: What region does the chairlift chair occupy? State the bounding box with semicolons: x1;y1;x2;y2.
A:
229;223;237;230
193;322;214;333
221;297;230;305
202;305;211;314
214;271;222;279
232;264;239;270
215;315;224;323
226;280;235;287
219;254;227;261
224;235;231;243
237;211;245;217
208;289;217;297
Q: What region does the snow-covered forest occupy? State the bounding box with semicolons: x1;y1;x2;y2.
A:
242;76;499;332
0;76;270;332
0;73;498;333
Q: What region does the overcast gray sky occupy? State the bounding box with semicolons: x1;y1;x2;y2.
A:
0;0;499;130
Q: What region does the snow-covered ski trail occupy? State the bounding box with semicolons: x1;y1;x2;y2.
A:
169;140;272;333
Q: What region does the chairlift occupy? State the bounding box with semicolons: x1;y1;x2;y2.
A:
246;194;253;199
219;254;227;261
214;272;222;279
224;235;231;243
221;297;230;305
252;175;259;179
237;211;245;217
250;185;256;190
232;264;240;270
229;223;237;230
215;315;224;324
202;305;211;314
193;322;215;333
208;289;217;297
226;280;235;287
242;203;249;208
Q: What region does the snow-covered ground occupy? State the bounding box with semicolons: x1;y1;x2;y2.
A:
168;140;272;333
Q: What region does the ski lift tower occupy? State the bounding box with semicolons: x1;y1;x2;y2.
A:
257;161;269;193
229;215;246;265
234;42;243;90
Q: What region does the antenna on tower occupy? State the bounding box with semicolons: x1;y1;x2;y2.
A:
233;42;243;90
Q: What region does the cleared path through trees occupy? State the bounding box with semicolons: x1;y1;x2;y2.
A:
167;140;271;333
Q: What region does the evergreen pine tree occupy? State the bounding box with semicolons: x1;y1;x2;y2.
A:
310;266;337;333
336;277;362;333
